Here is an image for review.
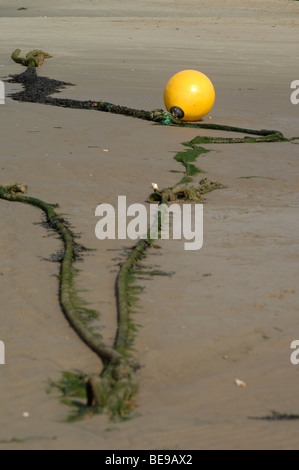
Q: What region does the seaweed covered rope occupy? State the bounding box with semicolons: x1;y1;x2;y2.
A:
4;50;299;418
0;184;123;364
9;49;299;143
0;184;143;417
0;183;169;417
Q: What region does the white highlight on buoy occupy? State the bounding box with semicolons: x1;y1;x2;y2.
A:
0;80;5;105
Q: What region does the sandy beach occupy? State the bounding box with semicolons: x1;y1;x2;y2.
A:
0;0;299;450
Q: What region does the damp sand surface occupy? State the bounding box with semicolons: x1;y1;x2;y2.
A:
0;0;299;450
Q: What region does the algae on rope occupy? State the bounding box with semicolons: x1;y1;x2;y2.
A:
0;184;138;420
8;51;299;143
11;49;52;68
3;50;299;421
148;141;225;203
0;128;225;420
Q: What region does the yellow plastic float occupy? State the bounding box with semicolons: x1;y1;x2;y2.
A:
163;69;215;121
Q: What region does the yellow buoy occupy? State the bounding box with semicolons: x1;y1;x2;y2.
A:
163;70;215;121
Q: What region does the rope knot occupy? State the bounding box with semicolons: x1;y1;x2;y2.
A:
150;109;180;125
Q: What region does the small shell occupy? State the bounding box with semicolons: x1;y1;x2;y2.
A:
235;378;247;388
151;182;159;190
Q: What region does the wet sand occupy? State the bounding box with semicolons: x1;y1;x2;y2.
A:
0;0;299;450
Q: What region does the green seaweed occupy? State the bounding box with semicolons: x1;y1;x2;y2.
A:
11;49;52;68
0;184;137;420
3;50;298;422
173;144;208;184
48;370;88;399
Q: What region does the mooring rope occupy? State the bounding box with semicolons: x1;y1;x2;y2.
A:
0;184;122;363
0;182;167;417
2;50;298;419
9;50;299;142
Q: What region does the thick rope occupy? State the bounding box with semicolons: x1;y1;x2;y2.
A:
0;184;122;364
11;49;52;68
3;50;298;418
